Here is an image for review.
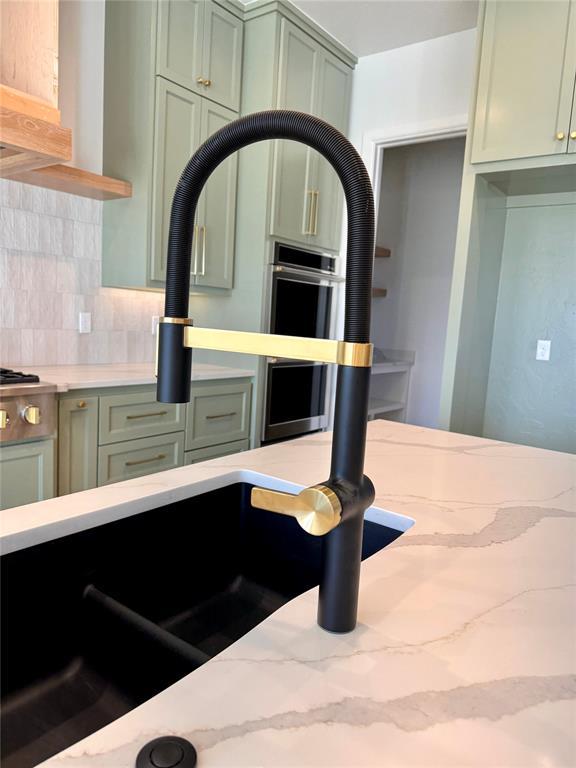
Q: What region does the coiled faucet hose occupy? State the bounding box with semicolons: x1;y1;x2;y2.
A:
164;110;374;343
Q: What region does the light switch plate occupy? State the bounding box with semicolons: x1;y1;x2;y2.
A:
536;339;551;361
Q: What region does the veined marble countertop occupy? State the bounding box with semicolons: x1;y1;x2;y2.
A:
2;422;575;767
21;362;255;392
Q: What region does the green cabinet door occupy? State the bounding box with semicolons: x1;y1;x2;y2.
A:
0;440;55;510
150;78;203;283
309;51;351;251
471;0;576;163
195;99;238;288
270;18;318;246
201;2;243;112
156;0;205;96
58;396;98;496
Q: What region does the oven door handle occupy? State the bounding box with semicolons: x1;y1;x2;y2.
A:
273;265;345;284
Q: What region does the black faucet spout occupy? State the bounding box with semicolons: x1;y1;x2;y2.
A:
157;110;375;632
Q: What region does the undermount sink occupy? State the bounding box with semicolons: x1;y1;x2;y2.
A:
1;479;413;768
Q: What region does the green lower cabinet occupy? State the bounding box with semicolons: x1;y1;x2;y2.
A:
0;440;55;510
186;379;252;451
184;438;250;465
97;432;185;486
58;396;98;496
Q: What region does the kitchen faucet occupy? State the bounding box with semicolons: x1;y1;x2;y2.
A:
157;110;375;633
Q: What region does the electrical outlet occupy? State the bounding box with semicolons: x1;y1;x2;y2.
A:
536;339;551;361
151;315;160;335
78;312;92;334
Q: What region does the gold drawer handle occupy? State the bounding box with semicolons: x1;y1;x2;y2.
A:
556;131;566;141
126;410;169;420
77;400;87;409
125;453;167;467
206;411;237;420
571;131;576;140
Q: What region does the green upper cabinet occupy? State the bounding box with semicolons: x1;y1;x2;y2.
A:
270;18;352;251
150;80;237;286
471;0;576;163
103;0;242;291
309;52;352;250
195;100;238;288
201;2;243;113
156;0;243;112
156;0;204;95
270;20;318;245
150;78;203;283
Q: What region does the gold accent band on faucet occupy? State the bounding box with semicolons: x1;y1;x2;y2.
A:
173;325;373;368
159;316;194;325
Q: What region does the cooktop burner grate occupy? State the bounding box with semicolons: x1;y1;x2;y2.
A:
0;368;41;385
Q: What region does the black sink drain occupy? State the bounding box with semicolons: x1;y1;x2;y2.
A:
136;736;197;768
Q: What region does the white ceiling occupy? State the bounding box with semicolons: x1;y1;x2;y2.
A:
290;0;479;57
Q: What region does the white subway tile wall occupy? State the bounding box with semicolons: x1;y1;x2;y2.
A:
0;180;164;367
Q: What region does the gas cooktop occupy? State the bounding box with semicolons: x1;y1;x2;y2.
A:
0;368;40;385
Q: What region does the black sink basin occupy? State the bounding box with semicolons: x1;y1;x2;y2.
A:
1;482;406;768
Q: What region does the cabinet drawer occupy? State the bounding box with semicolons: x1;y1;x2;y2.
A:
97;433;184;486
184;438;250;465
99;389;185;445
186;380;251;451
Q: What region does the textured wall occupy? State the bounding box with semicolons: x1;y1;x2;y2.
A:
0;179;163;367
483;200;576;453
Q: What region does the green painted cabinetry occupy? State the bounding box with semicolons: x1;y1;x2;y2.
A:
98;432;185;486
270;18;352;251
58;396;98;496
0;440;55;510
103;0;242;290
184;438;250;465
156;0;243;112
471;0;576;163
150;82;238;287
186;379;252;450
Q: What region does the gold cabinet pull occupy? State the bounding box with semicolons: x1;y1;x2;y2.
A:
196;77;211;87
0;410;9;429
312;190;319;236
304;190;314;235
126;410;168;420
125;453;166;467
200;225;206;276
196;76;205;85
204;79;212;87
77;400;87;409
556;131;566;141
206;411;237;420
191;224;199;275
570;131;576;140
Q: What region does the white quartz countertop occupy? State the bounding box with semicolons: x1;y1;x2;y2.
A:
25;363;255;392
2;422;575;767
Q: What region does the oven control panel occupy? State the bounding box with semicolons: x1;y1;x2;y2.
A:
0;391;56;443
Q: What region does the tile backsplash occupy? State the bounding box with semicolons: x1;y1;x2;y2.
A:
0;179;164;367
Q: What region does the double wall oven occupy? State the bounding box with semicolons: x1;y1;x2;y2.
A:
263;244;342;443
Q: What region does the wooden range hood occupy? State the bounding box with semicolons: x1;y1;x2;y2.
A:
0;1;130;200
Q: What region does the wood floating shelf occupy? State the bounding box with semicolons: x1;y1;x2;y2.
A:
372;288;388;298
0;86;131;198
375;246;391;258
9;164;133;200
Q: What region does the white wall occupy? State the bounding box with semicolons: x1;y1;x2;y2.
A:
59;0;106;173
374;138;465;427
348;28;476;150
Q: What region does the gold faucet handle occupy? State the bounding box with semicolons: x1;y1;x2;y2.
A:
251;484;341;536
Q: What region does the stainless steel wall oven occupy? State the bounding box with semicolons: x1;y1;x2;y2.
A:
263;244;341;442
